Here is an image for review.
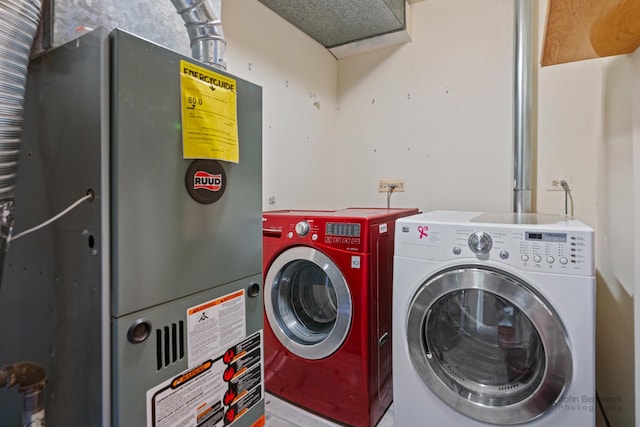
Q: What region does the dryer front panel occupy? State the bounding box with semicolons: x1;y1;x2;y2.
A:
406;265;571;425
264;246;352;360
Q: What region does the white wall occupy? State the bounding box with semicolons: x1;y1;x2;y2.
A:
535;58;601;224
222;0;339;211
535;0;636;424
335;0;514;212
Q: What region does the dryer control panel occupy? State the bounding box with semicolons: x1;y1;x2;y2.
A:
395;212;595;277
264;208;419;254
263;217;367;252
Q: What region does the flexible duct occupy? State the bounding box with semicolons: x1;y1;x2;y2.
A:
0;0;43;290
171;0;227;70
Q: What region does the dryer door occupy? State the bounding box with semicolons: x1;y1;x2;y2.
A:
264;246;352;360
406;266;571;424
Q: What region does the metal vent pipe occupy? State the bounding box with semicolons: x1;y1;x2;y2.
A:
171;0;227;70
513;0;534;213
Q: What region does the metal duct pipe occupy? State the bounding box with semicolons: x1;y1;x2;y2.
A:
171;0;227;70
0;0;43;289
0;362;47;426
513;0;534;213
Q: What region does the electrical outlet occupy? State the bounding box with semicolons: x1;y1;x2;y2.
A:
546;177;572;191
378;179;405;193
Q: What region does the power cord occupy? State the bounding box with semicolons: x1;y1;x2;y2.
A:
596;391;612;427
386;183;398;208
560;180;574;216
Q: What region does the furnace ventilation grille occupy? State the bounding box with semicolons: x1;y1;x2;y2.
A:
156;321;185;370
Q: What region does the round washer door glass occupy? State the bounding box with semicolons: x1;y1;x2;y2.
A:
264;246;352;360
406;266;571;424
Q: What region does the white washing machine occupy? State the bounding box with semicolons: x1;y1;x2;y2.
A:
392;211;595;426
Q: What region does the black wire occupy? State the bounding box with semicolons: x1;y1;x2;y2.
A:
386;185;396;208
596;391;612;427
560;180;574;216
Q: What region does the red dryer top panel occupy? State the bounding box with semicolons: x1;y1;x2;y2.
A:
262;207;420;254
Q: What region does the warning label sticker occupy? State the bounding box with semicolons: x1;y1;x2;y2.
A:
187;290;247;368
147;331;264;427
179;60;239;163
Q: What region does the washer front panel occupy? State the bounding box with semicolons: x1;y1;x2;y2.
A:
406;265;572;425
264;246;352;360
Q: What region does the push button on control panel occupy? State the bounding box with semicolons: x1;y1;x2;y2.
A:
533;255;542;263
546;256;555;264
521;254;529;262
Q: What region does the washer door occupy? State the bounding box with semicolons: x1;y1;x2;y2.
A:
406;266;571;424
264;246;352;360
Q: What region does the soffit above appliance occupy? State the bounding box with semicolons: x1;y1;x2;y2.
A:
542;0;640;66
257;0;410;50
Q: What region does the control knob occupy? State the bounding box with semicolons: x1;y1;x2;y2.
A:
468;231;492;255
295;221;310;237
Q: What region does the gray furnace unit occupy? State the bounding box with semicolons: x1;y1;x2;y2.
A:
0;28;264;427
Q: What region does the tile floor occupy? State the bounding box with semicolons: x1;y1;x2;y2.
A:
264;393;394;427
265;392;608;427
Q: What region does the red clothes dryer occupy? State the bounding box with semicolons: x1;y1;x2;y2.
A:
262;208;419;427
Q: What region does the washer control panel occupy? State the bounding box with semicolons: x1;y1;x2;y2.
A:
396;217;594;276
465;228;588;272
517;231;575;267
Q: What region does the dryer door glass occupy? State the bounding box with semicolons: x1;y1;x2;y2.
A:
427;289;544;390
264;246;352;360
406;266;571;425
284;261;337;336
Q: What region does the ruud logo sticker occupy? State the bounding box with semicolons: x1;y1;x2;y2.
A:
186;159;227;204
194;171;222;191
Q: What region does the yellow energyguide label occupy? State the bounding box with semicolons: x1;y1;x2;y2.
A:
179;60;239;163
